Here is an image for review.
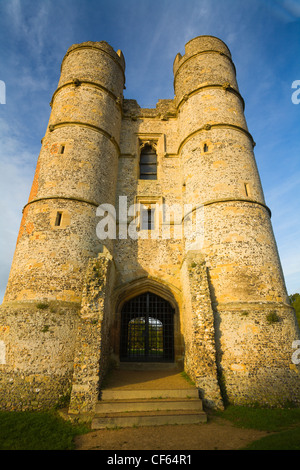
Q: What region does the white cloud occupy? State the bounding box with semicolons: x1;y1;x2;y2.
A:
279;0;300;18
257;0;300;22
5;0;22;30
5;0;50;56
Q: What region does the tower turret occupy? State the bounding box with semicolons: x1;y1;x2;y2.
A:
4;41;125;303
0;42;125;410
175;36;299;405
175;36;288;305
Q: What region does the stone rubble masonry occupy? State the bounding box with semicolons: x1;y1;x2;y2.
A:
0;36;299;413
68;253;115;415
0;301;80;410
180;251;223;409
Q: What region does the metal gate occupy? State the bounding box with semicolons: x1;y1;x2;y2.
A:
120;292;174;362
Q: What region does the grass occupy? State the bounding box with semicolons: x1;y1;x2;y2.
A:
1;405;300;450
244;426;300;450
180;371;196;386
215;405;300;450
0;410;89;450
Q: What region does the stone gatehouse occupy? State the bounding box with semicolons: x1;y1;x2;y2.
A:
0;36;299;414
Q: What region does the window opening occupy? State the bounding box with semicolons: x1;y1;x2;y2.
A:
203;143;208;152
60;145;65;154
139;144;157;180
141;206;155;230
244;183;250;197
55;211;63;226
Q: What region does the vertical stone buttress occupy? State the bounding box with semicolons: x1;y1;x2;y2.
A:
175;36;300;406
0;42;125;410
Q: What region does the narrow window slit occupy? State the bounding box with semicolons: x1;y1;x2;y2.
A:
55;211;63;226
141;206;155;230
244;183;250;197
147;208;155;230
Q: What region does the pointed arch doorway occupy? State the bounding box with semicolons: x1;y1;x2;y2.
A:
120;292;175;362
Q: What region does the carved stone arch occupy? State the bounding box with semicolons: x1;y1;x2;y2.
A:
114;277;180;311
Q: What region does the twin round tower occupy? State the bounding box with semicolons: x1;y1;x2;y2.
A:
0;36;299;413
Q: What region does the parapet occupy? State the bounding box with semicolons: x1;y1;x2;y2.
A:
57;40;125;98
61;41;125;73
173;35;232;76
122;98;176;120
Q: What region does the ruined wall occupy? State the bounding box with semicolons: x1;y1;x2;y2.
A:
215;304;300;405
69;253;115;414
180;252;223;408
0;301;79;410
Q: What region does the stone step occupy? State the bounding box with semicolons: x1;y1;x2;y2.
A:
93;367;207;429
95;397;203;413
101;388;199;400
119;362;180;370
91;409;207;429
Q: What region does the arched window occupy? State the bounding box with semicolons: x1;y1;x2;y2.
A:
139;144;157;180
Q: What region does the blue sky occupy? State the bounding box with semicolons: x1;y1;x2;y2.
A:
0;0;299;302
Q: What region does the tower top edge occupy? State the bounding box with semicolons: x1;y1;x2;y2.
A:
63;41;125;71
173;35;232;75
185;35;231;54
